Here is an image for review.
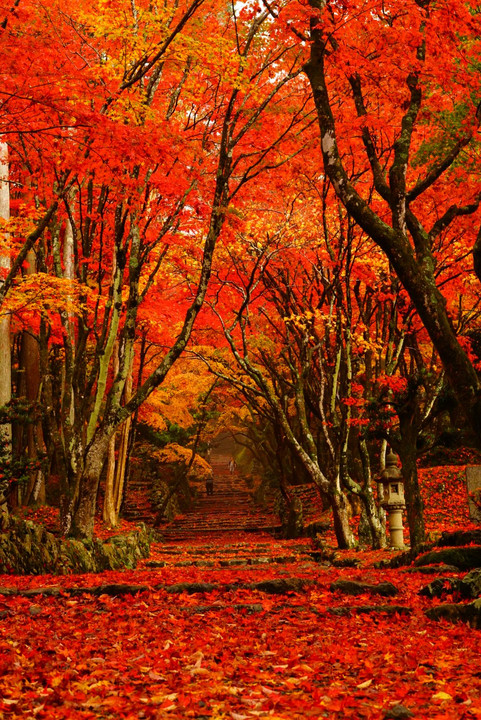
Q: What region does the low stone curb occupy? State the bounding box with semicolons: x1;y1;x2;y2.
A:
180;603;265;614
419;568;481;600
425;598;481;628
179;603;412;617
414;546;481;571
330;579;399;597
0;576;314;599
0;577;407;600
326;605;411;616
0;600;413;620
436;530;481;547
402;564;460;575
146;555;313;569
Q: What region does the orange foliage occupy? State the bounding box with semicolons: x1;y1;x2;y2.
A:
153;442;212;482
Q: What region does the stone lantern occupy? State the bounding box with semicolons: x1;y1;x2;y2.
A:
380;451;406;549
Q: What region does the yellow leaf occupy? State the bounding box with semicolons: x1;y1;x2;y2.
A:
356;679;373;689
432;692;452;701
150;693;177;705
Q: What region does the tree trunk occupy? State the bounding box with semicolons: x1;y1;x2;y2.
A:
0;141;11;530
397;421;425;549
303;31;481;440
113;369;133;515
102;350;133;526
63;210;76;430
360;492;386;549
102;342;120;527
70;433;110;539
20;250;46;506
358;438;386;549
103;433;117;527
329;488;356;549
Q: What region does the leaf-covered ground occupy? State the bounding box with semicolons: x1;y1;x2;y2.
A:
1;465;481;719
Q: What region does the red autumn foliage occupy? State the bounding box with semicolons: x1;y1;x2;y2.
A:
2;465;480;719
1;0;481;714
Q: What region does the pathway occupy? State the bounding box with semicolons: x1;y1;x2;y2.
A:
159;453;280;542
123;451;281;542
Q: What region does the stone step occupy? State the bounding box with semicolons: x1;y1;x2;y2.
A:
122;451;283;541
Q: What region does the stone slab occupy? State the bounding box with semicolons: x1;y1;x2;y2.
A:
466;465;481;523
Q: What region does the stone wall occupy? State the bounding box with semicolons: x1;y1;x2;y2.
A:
0;519;152;575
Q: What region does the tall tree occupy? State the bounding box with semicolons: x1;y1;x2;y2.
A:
0;141;11;529
298;0;481;438
0;0;307;537
197;191;391;548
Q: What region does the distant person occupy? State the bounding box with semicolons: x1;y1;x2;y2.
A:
228;458;236;474
206;476;214;496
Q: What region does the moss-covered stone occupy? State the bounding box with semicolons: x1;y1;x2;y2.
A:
425;598;481;628
0;518;152;575
330;579;399;596
59;539;97;573
0;519;61;575
419;568;481;600
165;581;217;594
247;577;313;594
414;546;481;570
437;530;481;547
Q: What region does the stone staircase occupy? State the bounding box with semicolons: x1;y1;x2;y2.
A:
122;452;281;541
122;477;158;525
122;449;330;543
159;454;280;542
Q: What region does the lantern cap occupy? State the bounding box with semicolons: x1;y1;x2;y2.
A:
386;451;399;466
380;451;402;483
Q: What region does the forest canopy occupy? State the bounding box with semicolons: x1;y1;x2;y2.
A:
0;0;480;546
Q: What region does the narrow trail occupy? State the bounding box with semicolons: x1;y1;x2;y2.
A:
159;453;280;543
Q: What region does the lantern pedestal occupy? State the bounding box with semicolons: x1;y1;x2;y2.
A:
385;504;405;549
379;451;406;550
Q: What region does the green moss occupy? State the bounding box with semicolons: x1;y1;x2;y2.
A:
0;519;152;575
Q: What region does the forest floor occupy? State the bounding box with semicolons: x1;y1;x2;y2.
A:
1;462;481;719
